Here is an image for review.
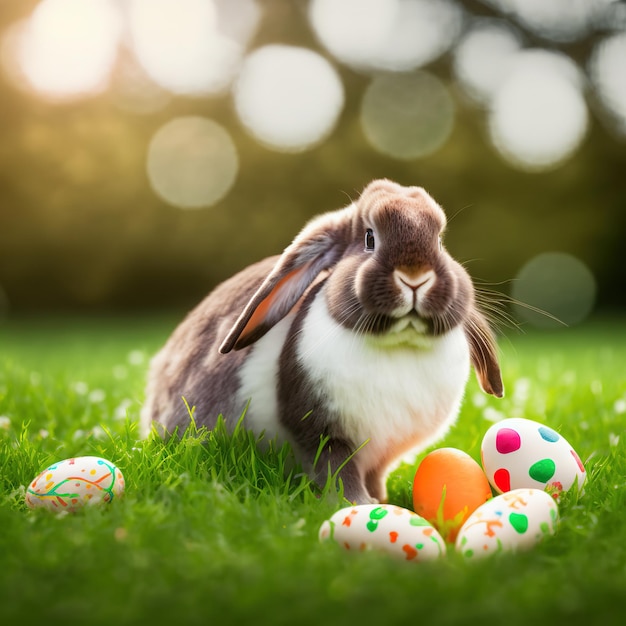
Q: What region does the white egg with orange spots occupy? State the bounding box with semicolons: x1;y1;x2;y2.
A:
25;456;125;512
319;504;446;562
455;488;559;559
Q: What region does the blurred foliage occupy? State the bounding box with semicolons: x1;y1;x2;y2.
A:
0;0;624;316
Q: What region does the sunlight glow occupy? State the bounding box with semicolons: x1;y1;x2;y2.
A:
129;0;242;96
147;117;239;209
13;0;122;101
234;45;344;152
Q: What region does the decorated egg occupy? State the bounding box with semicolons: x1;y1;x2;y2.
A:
481;417;586;497
319;504;446;562
412;447;493;542
455;488;559;559
25;456;125;512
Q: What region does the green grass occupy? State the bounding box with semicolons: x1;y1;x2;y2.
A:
1;314;626;626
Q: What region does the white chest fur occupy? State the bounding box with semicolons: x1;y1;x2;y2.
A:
238;316;292;443
297;292;471;471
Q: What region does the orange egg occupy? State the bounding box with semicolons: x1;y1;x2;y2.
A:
412;447;493;542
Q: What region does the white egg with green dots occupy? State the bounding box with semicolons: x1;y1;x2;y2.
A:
455;488;559;559
481;417;586;497
319;504;446;562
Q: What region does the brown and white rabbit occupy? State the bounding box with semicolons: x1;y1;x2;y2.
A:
140;179;503;504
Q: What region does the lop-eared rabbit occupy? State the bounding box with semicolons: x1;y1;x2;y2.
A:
141;179;503;504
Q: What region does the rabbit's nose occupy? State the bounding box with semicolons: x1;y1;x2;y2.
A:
394;268;435;293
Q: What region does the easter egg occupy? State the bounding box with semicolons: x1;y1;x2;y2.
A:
25;456;125;512
412;447;493;542
319;504;446;562
481;417;586;497
455;488;559;559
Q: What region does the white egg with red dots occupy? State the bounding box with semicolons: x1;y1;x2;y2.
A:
25;456;125;513
455;488;559;559
319;504;446;562
481;417;586;497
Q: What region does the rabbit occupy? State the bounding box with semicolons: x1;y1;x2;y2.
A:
140;178;503;504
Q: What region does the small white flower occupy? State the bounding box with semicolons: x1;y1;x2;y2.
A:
90;425;107;440
114;399;133;420
88;389;106;404
609;433;620;447
288;518;307;537
472;392;487;408
112;365;128;380
0;416;11;430
11;485;26;499
38;429;49;439
127;350;146;366
483;407;506;423
512;377;531;404
71;381;89;395
614;399;626;415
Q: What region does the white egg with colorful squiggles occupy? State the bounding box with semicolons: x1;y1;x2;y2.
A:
25;456;125;513
455;488;559;559
481;417;586;497
319;503;446;562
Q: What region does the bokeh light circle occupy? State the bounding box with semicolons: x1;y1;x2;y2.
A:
506;0;597;43
213;0;262;46
488;50;588;171
511;252;597;329
360;71;454;160
12;0;122;101
147;117;238;209
309;0;462;72
453;20;522;104
129;0;242;96
589;31;626;136
234;45;344;152
309;0;397;70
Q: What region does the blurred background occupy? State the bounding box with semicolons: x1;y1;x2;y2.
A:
0;0;624;329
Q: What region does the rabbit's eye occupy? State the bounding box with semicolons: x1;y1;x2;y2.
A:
365;229;375;251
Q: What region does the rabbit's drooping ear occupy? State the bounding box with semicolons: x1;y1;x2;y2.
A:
219;207;353;353
464;309;504;398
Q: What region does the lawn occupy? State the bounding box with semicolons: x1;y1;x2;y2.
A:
1;313;625;626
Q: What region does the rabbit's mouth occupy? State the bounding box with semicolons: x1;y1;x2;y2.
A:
390;312;429;335
367;313;434;349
